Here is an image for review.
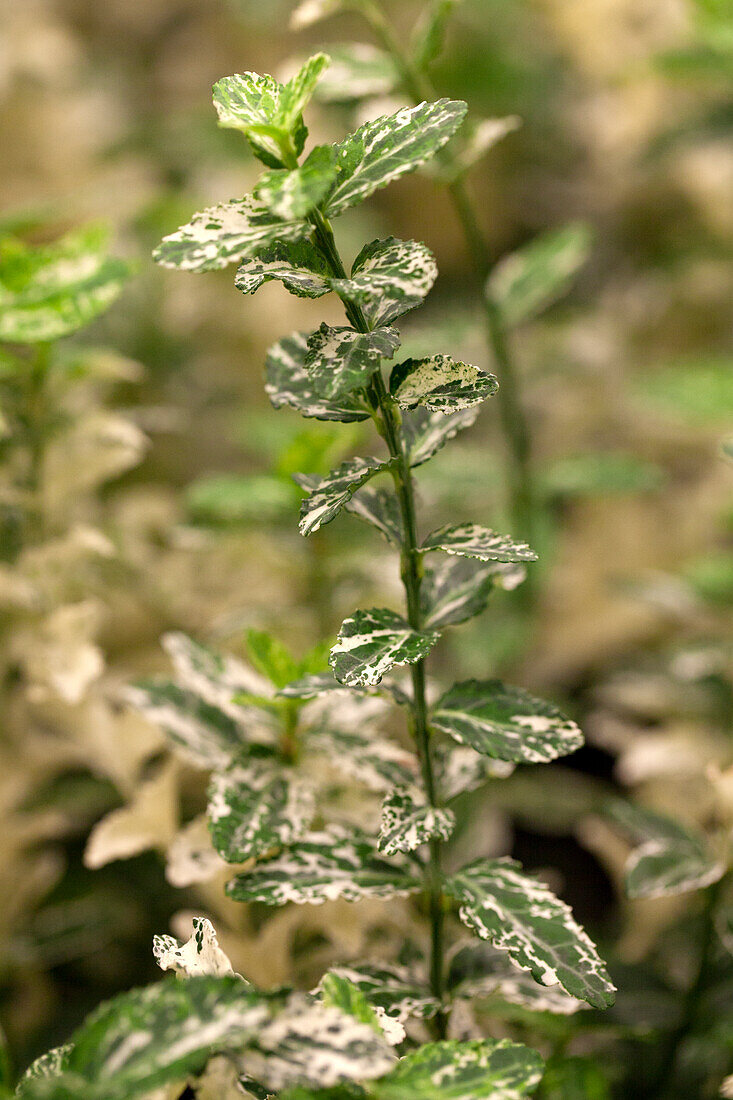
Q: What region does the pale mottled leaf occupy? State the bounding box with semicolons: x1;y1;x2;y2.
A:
255;146;337;220
448;941;586;1015
330;607;440;687
436;745;514;802
432;680;584;765
487;222;592;328
317;972;405;1046
343;483;403;545
421;557;524;630
226;825;420;905
235;239;331;298
390;355;498;412
309;726;419;791
321;963;440;1024
265;331;369;422
325;100;468;217
379;785;455;855
402;406;479;467
372;1039;544;1100
422;524;537;563
208;760;315;863
305;322;400;398
16;1046;73;1098
314;44;400;102
296;456;388;535
445;858;616;1008
605;800;725;899
328;237;438;327
162;631;273;722
153;197;309;273
153;917;236;978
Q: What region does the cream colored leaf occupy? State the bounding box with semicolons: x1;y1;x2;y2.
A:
84;760;178;869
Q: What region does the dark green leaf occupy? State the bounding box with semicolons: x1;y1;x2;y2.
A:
255;146;337;220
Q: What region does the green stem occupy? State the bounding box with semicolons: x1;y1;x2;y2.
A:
356;0;536;590
308;207;448;1035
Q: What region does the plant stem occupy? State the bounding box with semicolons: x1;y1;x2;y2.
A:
355;0;536;592
308;207;448;1035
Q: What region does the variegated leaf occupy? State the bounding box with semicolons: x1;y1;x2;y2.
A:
321;963;440;1024
314;43;400;102
235;239;331;298
226;826;420;905
421;557;525;630
605;800;725;899
436;745;514;802
344;483;403;545
422;523;537;563
296;456;388;535
403;406;479;467
448;941;586;1016
487;222;592;328
265;331;370;422
330;608;440;687
372;1039;544;1100
153;917;236;979
325;100;468;217
305;322;401;398
243;994;395;1091
317;972;406;1045
254;145;337;220
328;237;438;327
445;857;616;1008
208;760;315;863
379;785;455;855
309;726;419;791
431;680;584;764
162;631;273;721
390;355;498;412
16;1046;73;1098
153;196;309;273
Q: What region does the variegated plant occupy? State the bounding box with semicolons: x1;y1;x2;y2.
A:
18;54;616;1100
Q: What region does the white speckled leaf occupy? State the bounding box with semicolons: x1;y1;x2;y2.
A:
379;785;455;855
16;1046;73;1098
309;726;419;791
344;483;403;545
402;406;479;467
265;331;369;422
421;524;537;563
162;631;274;726
317;971;406;1045
328;237;438;327
226;825;421;905
296;456;389;535
235;239;331;298
305;322;401;398
314;43;399;102
279;53;332;127
390;355;498;412
445;858;616;1008
321;963;440;1024
448;941;586;1016
325;100;467;217
153;917;236;978
487;222;592;328
153;196;309;272
605;800;725;899
372;1039;544;1100
431;680;584;764
208;759;315;862
436;745;514;802
254;146;337;220
421;557;525;629
330;608;440;687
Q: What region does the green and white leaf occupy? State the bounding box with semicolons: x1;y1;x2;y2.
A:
605;800;725;899
265;331;369;422
487;222;592;328
379;785;455;855
344;483;403;545
254;145;337;220
325;100;468;217
297;456;389;535
431;680;584;764
314;44;400;102
390;355;498;412
317;972;406;1046
153;917;236;979
448;941;586;1015
372;1039;544;1100
16;1046;73;1098
208;760;315;862
421;557;523;630
235;239;331;298
330;608;440;688
226;826;420;905
402;406;479;467
445;857;616;1008
162;632;273;723
422;524;537;563
436;746;514;802
322;963;440;1025
306;323;400;399
279;53;331;127
328;237;438;327
309;726;419;791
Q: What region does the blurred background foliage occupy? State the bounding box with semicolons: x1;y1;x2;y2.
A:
0;0;731;1095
